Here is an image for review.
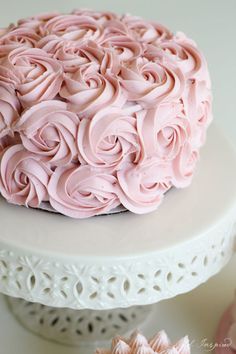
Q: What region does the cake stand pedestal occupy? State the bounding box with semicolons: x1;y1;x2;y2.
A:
0;124;236;351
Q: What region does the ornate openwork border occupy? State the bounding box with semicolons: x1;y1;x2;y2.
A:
0;213;235;310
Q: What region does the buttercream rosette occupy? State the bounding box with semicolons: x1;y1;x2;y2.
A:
0;10;212;218
95;330;191;354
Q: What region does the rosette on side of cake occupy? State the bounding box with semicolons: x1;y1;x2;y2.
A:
0;10;212;218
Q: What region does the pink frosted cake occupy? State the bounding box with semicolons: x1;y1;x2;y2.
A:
0;10;212;218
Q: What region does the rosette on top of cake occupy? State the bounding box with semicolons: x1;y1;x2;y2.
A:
0;10;212;218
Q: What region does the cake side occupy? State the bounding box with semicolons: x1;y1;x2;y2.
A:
0;10;212;218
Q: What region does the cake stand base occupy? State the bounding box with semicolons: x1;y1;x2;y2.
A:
6;296;152;347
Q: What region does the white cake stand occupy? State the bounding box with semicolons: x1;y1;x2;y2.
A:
0;124;236;350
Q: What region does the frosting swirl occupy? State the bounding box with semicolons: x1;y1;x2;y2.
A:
0;27;40;58
117;159;172;213
78;107;141;168
95;330;191;354
0;47;63;108
0;144;50;207
182;79;212;148
15;100;79;167
121;15;172;44
137;103;190;161
60;62;125;116
171;142;199;188
101;34;143;62
40;14;103;44
120;57;184;108
48;164;120;218
72;9;118;24
38;37;105;74
0;82;21;139
145;33;210;85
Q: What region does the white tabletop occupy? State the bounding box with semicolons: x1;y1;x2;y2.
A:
0;0;235;146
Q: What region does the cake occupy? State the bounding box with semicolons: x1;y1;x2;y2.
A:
0;10;212;218
95;330;191;353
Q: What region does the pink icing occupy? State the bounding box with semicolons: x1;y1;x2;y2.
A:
60;61;126;116
117;159;172;214
0;82;21;139
0;27;40;58
182;79;212;149
145;35;210;86
120;56;184;108
0;10;212;218
15;100;79;167
0;144;51;207
48;164;120;218
40;14;104;43
121;15;172;44
77;107;141;168
137;103;190;161
96;330;191;354
171;142;199;188
0;47;63;108
149;330;171;351
72;9;118;24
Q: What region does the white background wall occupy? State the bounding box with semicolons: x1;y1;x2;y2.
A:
0;0;235;146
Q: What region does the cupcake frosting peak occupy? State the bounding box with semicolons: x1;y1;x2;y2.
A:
96;331;191;354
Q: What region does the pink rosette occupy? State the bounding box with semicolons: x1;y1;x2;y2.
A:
101;35;143;62
100;48;121;76
121;15;172;44
40;14;103;43
78;107;141;168
183;79;212;148
0;27;40;58
0;144;51;207
0;47;63;108
120;57;184;108
137;103;190;161
102;19;130;39
38;37;104;73
15;100;79;167
117;159;172;214
145;34;210;85
17;12;61;33
48;164;120;218
0;82;21;139
71;9;118;24
171;142;199;188
60;62;126;116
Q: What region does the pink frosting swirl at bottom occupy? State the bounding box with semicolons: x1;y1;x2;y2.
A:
117;160;172;214
48;164;120;218
0;144;51;207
